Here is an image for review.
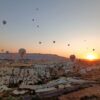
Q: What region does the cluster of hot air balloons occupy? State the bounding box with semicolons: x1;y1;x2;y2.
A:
83;40;96;51
37;41;71;46
1;8;96;56
38;41;55;45
32;8;40;28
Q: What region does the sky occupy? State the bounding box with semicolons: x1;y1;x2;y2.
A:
0;0;100;59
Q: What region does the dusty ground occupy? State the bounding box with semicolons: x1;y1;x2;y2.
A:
59;85;100;100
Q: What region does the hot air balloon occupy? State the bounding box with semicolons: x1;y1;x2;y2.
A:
53;41;56;43
68;44;70;46
39;41;42;44
1;49;4;53
36;8;39;11
32;18;34;22
70;54;76;62
5;51;11;59
6;51;9;54
18;48;26;59
37;25;39;28
93;48;95;51
2;20;7;25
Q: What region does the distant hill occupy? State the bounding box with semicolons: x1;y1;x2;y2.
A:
0;53;67;62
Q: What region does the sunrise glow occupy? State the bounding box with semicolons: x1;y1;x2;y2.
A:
86;53;98;60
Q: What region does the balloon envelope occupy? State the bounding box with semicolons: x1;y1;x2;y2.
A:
2;20;7;25
53;41;56;43
18;48;26;58
36;8;39;11
39;41;42;44
6;51;9;54
68;44;70;46
37;25;39;28
1;49;4;52
93;48;95;51
32;18;34;21
70;55;76;61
